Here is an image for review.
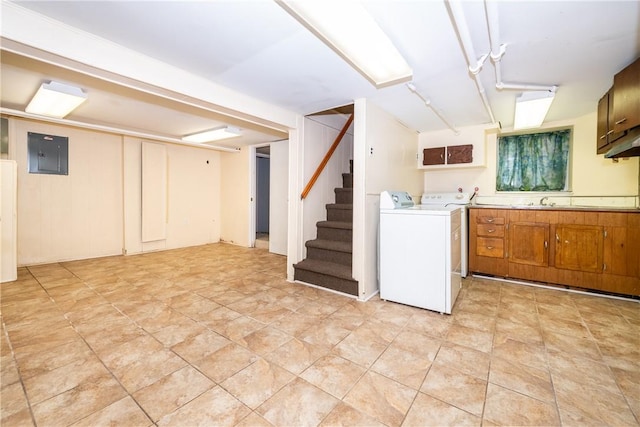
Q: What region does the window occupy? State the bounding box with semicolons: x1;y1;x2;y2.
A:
496;128;571;192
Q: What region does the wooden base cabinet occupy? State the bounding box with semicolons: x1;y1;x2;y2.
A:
469;207;639;297
469;209;508;277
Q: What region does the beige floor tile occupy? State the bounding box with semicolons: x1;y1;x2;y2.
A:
433;343;490;380
332;327;389;368
22;356;111;404
553;372;637;425
483;383;560;426
264;338;329;375
371;345;431;390
319;402;386;427
489;356;555;403
445;323;493;353
547;350;620;394
222;358;294;409
234;412;274;427
492;335;548;371
299;319;351;348
133;365;214;421
300;354;366;399
157;386;250;426
343;370;416;427
69;396;152;427
31;375;127;427
421;364;486;416
242;326;292;356
1;381;31;421
170;329;230;363
257;377;339;427
402;392;481;426
5;245;640;427
195;342;260;383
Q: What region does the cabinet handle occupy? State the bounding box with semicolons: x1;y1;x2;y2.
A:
544;241;548;249
599;134;607;140
488;229;495;233
615;117;627;125
556;233;560;242
487;218;494;223
606;130;614;136
603;263;607;272
487;246;494;250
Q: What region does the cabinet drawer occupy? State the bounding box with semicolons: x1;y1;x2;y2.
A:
477;237;504;258
477;224;504;238
476;216;505;225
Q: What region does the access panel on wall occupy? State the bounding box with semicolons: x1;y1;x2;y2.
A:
27;132;69;175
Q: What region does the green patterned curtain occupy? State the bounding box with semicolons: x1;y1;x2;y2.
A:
496;129;570;191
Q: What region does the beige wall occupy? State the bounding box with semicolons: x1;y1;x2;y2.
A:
123;137;221;255
12;118;123;265
353;99;423;299
220;147;251;247
10;118;224;265
422;112;639;204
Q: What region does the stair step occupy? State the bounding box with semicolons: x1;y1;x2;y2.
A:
316;221;352;243
306;239;352;253
326;203;353;222
305;239;352;266
335;188;353;204
293;259;358;296
342;173;353;189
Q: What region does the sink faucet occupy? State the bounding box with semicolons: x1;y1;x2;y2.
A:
540;196;549;206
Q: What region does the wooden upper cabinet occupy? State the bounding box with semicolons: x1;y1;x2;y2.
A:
508;222;549;266
447;144;473;164
423;147;445;165
555;224;603;273
612;57;640;133
596;89;626;154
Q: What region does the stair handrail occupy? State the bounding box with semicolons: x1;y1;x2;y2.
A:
301;113;354;200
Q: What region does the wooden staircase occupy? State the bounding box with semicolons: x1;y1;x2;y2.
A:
293;162;358;296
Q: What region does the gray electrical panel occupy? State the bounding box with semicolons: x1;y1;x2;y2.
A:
27;132;69;175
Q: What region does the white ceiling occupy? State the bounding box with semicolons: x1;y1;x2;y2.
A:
1;0;639;149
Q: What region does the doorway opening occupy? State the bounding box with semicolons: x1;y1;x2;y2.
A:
255;146;270;249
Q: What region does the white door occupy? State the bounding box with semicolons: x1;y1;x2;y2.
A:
1;160;17;282
269;140;288;255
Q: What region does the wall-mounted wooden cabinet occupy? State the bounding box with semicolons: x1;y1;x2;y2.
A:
596;89;626;154
612;57;640;133
469;207;639;297
596;57;640;154
422;144;473;166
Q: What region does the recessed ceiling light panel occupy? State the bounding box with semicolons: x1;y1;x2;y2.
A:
181;126;242;143
513;90;555;130
278;0;412;88
25;81;87;118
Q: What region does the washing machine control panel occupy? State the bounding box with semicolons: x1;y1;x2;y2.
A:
380;191;415;209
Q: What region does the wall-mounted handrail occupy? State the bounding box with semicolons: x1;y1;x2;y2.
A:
301;113;354;200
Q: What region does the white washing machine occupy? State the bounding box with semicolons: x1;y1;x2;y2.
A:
379;191;462;314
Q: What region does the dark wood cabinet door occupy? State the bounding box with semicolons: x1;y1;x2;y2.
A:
447;144;473;164
597;93;610;153
423;147;445;165
612;57;640;133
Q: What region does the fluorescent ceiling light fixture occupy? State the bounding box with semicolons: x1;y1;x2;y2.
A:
181;126;242;143
513;90;556;130
277;0;412;88
25;81;88;118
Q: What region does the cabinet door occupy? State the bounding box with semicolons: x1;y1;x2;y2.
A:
508;222;549;266
596;93;610;154
423;147;445;165
555;224;603;273
612;57;640;133
447;144;473;164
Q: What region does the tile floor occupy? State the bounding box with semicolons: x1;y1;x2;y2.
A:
1;243;638;426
